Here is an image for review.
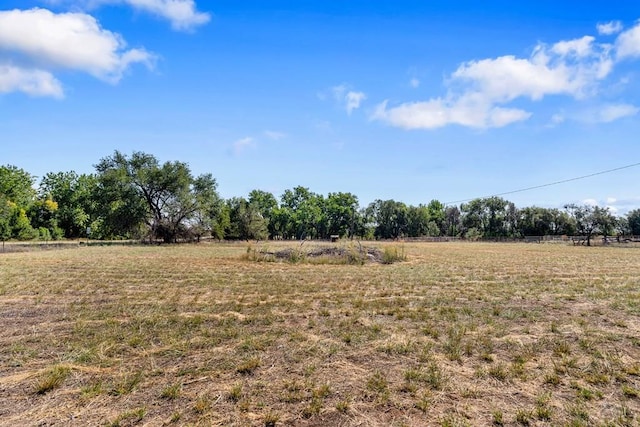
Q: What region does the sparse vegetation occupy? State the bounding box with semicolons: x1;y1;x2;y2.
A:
34;365;71;394
1;242;640;425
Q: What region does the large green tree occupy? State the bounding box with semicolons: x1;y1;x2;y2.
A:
461;197;517;238
0;165;36;208
226;197;268;241
39;172;98;238
248;189;278;238
406;204;431;237
628;209;640;236
325;192;359;238
444;205;461;237
564;204;615;246
366;199;408;239
280;186;326;239
95;151;221;242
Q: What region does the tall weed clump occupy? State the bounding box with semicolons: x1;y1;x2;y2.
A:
381;245;406;264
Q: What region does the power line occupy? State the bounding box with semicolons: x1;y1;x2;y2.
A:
444;161;640;205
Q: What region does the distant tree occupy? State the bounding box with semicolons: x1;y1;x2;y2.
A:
211;203;230;240
406;205;430;237
11;207;37;240
248;189;278;238
628;209;640;236
426;200;446;235
188;174;226;242
444;205;461;237
325;192;359;238
95;151;221;242
615;216;630;240
366;199;408;239
248;189;278;218
518;206;554;236
269;206;292;240
226;197;268;241
461;197;516;238
593;206;617;243
547;208;576;236
28;198;62;240
280;186;325;239
564;204;616;246
39;172;98;238
0;196;11;248
0;165;36;208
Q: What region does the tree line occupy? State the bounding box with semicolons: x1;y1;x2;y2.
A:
2;151;639;246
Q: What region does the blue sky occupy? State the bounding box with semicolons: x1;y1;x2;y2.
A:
2;1;640;213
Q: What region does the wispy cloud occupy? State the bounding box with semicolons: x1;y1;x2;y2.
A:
263;130;286;140
330;84;367;114
597;103;639;122
232;137;255;155
549;113;566;126
597;20;623;36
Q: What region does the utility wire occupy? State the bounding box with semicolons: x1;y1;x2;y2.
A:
444;161;640;205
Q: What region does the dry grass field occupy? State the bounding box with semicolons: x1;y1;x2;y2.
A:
1;242;639;426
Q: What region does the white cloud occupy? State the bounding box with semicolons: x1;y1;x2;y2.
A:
90;0;210;31
232;137;255;154
372;98;531;130
373;34;617;130
0;64;63;98
330;84;367;114
615;21;640;59
552;35;597;58
345;91;366;114
0;8;154;86
264;130;286;140
577;197;640;215
453;39;612;101
597;103;639;122
597;21;623;35
409;77;420;88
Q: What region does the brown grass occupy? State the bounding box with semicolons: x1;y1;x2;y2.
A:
0;242;639;426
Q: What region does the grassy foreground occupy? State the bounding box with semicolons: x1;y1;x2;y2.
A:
0;242;639;426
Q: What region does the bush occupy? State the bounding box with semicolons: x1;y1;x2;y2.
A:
465;227;482;241
38;227;51;241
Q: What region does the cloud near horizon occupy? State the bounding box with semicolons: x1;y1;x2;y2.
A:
373;21;640;130
0;8;155;97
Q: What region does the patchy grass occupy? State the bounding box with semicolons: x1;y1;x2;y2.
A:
0;241;639;425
